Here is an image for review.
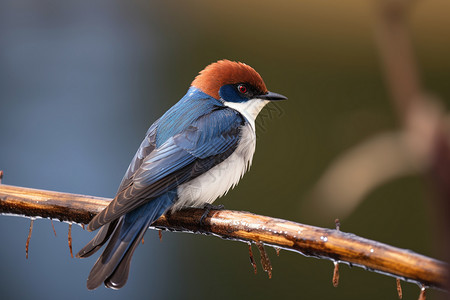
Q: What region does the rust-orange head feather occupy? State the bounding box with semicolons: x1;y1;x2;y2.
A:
191;60;268;100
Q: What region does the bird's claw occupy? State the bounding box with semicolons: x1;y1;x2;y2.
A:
200;204;225;226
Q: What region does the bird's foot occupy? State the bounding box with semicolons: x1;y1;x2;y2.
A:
200;204;225;226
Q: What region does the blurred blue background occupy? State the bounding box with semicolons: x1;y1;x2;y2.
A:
1;0;449;299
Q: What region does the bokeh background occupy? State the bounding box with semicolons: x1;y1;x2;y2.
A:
1;0;449;299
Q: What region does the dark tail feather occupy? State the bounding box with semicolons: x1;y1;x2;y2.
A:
104;220;149;289
76;219;118;258
84;192;175;290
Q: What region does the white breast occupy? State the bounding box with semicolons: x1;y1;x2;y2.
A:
173;124;256;211
223;99;269;131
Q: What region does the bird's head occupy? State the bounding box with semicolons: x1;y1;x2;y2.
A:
191;60;287;126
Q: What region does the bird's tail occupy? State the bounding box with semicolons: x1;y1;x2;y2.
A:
76;192;175;290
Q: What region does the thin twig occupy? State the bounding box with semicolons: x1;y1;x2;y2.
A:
26;219;34;259
0;184;448;290
50;219;57;237
333;261;340;287
68;223;73;258
418;286;426;300
335;219;341;231
255;241;272;279
397;278;403;299
274;247;281;256
248;242;257;274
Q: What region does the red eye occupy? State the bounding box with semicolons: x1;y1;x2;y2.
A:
238;84;247;94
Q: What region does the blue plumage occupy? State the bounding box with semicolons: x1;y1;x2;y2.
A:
156;87;224;146
219;84;248;103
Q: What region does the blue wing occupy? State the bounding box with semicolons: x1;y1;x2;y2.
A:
115;87;223;194
115;119;159;195
87;103;244;231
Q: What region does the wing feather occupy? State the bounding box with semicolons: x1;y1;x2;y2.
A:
87;108;243;231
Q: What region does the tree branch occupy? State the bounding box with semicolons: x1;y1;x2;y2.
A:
0;184;447;290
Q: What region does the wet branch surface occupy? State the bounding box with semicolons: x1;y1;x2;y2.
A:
0;184;447;290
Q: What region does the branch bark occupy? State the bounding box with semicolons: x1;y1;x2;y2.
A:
0;184;447;290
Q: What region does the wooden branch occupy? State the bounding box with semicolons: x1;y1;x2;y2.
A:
0;184;447;290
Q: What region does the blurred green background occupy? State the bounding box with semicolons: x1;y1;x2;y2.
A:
0;0;449;299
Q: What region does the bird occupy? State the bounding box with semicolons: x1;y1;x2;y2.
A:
76;59;287;290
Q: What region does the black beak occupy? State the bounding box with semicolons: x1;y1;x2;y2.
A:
257;91;288;101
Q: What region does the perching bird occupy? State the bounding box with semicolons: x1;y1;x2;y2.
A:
76;59;287;290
